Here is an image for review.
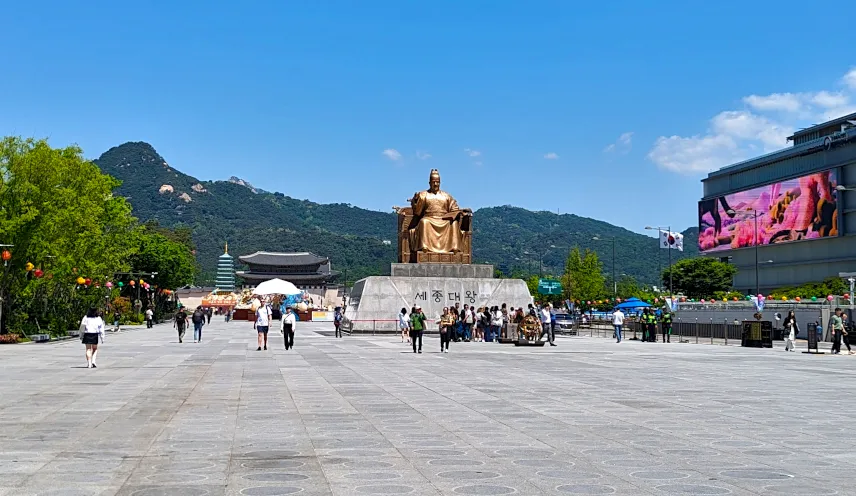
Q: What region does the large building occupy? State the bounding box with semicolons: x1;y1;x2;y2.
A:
235;251;340;305
699;112;856;293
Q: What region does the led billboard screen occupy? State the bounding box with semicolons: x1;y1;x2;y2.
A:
698;170;839;253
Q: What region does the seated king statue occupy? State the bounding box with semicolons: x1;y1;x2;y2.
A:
394;169;473;263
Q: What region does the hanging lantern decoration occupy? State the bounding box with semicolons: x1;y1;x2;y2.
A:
701;299;706;303
811;296;818;301
129;280;136;286
795;296;801;302
732;297;738;301
827;295;834;301
781;296;787;301
34;269;44;278
1;250;11;261
144;283;151;290
710;299;716;303
25;262;34;271
845;293;851;300
84;278;92;286
76;276;85;285
680;297;686;302
105;281;113;288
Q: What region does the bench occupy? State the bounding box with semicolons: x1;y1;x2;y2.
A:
30;334;51;343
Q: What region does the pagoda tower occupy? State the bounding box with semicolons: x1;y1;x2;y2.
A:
215;243;236;293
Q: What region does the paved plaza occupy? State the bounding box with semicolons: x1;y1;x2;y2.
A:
0;319;854;496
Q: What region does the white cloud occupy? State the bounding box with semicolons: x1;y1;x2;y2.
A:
649;68;856;175
381;148;402;161
844;68;856;90
544;152;559;160
464;148;481;157
604;132;633;153
474;161;483;166
743;93;802;113
416;150;431;160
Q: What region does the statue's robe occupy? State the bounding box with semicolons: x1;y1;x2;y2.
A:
409;190;464;253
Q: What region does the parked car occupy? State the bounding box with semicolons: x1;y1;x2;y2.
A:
554;313;576;335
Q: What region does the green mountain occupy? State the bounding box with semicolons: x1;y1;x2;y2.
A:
94;142;697;285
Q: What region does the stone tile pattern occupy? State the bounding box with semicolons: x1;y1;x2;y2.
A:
0;318;853;495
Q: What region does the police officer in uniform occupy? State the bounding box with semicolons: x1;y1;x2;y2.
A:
661;311;673;343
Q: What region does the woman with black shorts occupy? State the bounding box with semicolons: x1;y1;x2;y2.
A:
80;307;105;368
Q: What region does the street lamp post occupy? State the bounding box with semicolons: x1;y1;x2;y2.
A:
0;244;13;334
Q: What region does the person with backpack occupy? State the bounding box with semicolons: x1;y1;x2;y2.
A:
174;305;189;343
409;305;425;353
191;305;206;343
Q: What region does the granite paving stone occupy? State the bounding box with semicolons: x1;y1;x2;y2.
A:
1;319;855;495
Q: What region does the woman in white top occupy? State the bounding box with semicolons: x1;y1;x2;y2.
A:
399;307;410;343
281;306;297;350
80;307;105;368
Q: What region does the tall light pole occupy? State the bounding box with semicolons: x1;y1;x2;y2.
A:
726;209;761;295
592;236;617;299
0;244;13;335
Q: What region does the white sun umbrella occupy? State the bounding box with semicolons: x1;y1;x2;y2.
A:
252;278;302;296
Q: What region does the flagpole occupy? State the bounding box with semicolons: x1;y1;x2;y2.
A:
668;225;673;305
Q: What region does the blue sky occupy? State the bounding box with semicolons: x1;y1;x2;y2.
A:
3;1;856;234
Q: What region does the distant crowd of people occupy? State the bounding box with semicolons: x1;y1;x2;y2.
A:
398;302;560;354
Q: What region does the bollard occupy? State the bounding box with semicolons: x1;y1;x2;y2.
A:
678;317;683;343
710;318;714;344
695;318;699;344
372;319;376;336
724;319;728;345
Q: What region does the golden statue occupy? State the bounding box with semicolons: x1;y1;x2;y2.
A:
394;169;473;264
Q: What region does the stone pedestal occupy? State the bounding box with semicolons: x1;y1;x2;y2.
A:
344;264;532;333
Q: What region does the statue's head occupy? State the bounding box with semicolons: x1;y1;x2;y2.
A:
428;169;441;193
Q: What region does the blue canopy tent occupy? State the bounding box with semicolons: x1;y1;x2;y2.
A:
614;297;651;311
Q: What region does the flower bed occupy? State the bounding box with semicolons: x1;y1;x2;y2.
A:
0;334;23;344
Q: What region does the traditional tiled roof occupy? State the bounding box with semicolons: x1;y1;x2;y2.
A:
235;271;338;282
238;251;328;266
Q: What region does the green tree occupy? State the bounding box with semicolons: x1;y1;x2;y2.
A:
129;228;198;291
0;137;138;334
661;258;736;299
562;247;606;303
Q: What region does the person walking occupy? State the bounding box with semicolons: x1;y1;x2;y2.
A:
841;313;854;354
206;307;212;324
612;307;625;343
439;307;453;353
539;304;556;346
112;309;122;333
661;311;673;343
255;300;272;351
334;307;343;338
80;307;105;368
145;306;154;329
174;305;189;343
281;306;297;350
783;310;798;352
400;307;410;343
399;307;410;344
191;305;206;343
409;305;425;353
